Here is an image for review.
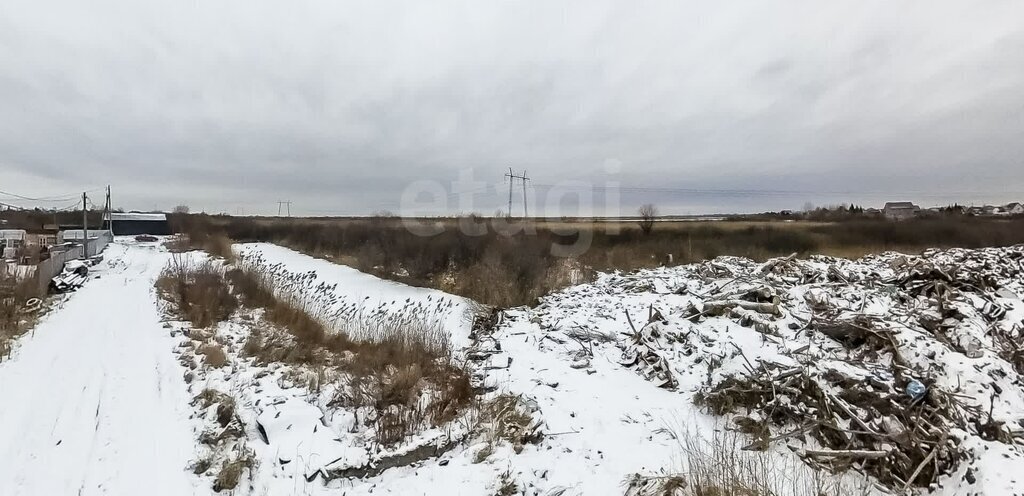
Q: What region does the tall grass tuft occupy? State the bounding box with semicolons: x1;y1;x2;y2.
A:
227;257;473;447
155;255;237;328
625;427;872;496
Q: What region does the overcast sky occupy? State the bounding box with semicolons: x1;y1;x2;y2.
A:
1;0;1022;216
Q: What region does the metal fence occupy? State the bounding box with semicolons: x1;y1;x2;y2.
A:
34;246;84;294
88;231;113;256
32;231;113;294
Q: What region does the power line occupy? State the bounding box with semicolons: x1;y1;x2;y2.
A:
55;200;82;211
529;184;1024;199
0;190;77;202
0;187;104;202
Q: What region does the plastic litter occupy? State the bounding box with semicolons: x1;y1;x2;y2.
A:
905;380;927;401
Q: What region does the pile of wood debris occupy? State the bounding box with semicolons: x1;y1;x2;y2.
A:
532;245;1024;493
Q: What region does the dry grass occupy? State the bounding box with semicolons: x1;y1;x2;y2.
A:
193;388;237;428
625;427;871;496
155;255;237;328
482;394;541;447
0;271;42;361
494;470;518;496
197;343;229;368
173;213;1024;308
166;231;235;263
190;388;251;492
227;266;351;363
191;453;214;475
472;393;542;464
227;261;474;447
213;451;254;492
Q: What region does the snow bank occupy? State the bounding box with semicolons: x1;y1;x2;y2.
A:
234;243;478;346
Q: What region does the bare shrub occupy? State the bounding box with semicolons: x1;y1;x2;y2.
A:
175;212;1024;308
453;241;551;307
638;204;658;235
0;270;42;361
625;427;871;496
203;233;235;262
163;235;191;253
155;255;237;328
165;225;235;263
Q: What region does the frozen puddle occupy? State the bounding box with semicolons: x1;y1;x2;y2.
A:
0;240;208;496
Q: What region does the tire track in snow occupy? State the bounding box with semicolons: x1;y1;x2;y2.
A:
0;240;212;496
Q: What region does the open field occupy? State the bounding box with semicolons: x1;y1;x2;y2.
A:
174;213;1024;307
3;235;1023;495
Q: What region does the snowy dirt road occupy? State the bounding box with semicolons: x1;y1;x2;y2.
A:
0;241;208;496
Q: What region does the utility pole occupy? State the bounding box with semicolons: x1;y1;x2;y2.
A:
104;185;111;233
277;201;292;217
81;191;88;259
503;168;530;218
504;167;514;218
521;170;530;218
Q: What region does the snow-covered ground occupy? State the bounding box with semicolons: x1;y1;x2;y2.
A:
245;245;1022;496
2;237;1021;496
483;247;1024;495
0;240;210;496
216;244;878;495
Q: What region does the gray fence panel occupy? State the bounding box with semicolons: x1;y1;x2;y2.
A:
88;231;113;256
36;246;85;294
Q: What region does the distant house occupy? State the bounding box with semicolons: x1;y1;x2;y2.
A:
25;233;57;247
882;202;920;221
0;229;26;249
104;212;171;236
24;225;59;247
1006;202;1024;215
982;205;1004;216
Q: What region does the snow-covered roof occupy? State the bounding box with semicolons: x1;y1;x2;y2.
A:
58;230;103;240
104;212;168;222
0;229;26;240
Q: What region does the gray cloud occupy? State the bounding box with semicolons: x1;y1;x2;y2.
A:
1;0;1022;215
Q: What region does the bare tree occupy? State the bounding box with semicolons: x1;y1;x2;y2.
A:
638;204;657;235
173;205;190;214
